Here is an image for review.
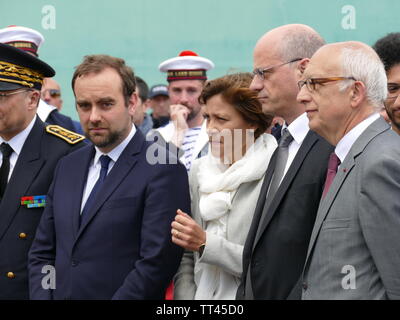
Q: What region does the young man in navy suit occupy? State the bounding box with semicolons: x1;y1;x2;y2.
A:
29;54;190;299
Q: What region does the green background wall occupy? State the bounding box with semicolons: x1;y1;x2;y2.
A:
0;0;398;120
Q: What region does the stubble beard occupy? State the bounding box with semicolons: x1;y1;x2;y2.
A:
86;129;123;149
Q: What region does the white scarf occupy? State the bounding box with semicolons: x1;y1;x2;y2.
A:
194;133;277;299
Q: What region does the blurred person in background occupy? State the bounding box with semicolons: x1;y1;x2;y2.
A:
148;84;170;129
41;78;63;111
373;32;400;133
133;76;153;135
150;51;214;171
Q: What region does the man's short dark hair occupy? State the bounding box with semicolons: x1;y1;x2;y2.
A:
135;76;149;102
373;33;400;72
72;54;136;106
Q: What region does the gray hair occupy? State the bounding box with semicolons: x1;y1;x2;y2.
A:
280;29;326;61
340;47;387;110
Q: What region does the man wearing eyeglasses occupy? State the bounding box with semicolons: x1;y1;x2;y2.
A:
0;43;85;299
373;32;400;134
297;41;400;299
41;78;63;111
237;24;333;300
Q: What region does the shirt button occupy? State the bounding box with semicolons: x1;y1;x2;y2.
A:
19;233;27;239
71;260;79;267
7;272;15;279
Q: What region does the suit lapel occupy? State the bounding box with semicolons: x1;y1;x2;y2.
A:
304;156;355;261
304;117;390;266
75;131;145;239
0;118;45;240
71;147;95;237
253;131;319;247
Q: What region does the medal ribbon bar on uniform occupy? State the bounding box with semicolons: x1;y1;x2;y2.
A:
21;195;46;208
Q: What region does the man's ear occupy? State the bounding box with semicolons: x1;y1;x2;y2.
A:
297;58;310;77
128;92;138;116
27;90;40;111
349;81;366;108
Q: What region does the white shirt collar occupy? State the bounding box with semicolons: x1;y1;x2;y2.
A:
335;113;380;163
93;124;136;166
37;99;57;122
0;115;37;156
283;112;309;145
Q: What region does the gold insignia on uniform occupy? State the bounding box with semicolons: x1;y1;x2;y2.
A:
46;125;85;144
0;60;44;88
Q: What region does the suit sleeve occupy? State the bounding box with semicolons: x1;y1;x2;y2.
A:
359;151;400;299
112;160;190;299
28;161;61;300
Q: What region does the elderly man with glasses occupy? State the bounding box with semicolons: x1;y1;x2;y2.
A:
237;24;333;300
297;41;400;300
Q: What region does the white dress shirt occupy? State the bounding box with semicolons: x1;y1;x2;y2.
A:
80;124;136;212
37;99;57;122
280;112;310;183
0;115;37;182
335;113;380;164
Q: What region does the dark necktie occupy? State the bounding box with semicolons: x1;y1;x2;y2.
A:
322;152;341;198
0;143;14;199
245;128;294;299
265;128;294;202
80;155;111;225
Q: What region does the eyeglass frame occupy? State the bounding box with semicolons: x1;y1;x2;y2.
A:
0;88;32;99
297;77;357;92
252;58;303;80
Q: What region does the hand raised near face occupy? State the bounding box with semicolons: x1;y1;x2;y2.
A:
170;104;189;147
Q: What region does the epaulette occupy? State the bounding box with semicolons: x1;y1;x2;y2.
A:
45;125;85;144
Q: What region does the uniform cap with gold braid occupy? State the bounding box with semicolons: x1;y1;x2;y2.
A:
0;42;54;91
159;50;214;82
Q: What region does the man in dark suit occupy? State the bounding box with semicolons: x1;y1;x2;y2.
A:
29;54;190;299
0;25;83;134
0;43;85;299
236;24;333;300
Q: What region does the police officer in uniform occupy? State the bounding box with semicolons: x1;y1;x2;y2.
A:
0;42;85;299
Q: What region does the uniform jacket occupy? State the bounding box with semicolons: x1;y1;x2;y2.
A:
0;117;84;299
